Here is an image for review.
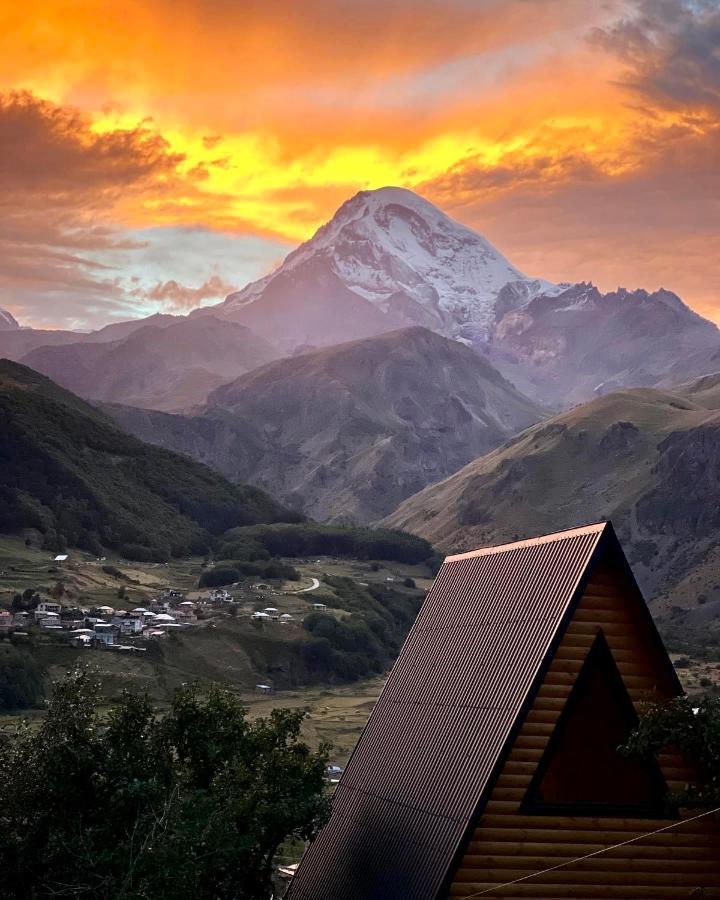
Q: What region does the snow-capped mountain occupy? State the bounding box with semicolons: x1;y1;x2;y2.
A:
192;186;720;405
0;307;20;331
217;186;555;345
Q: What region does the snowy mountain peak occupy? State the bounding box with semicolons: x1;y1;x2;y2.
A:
222;186;556;340
0;307;20;331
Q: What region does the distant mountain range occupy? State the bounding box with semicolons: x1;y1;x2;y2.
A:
384;374;720;647
3;184;720;597
195;185;719;405
486;282;720;405
0;360;294;560
4;186;720;412
22;316;280;412
110;327;543;521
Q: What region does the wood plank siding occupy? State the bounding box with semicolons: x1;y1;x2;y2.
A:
448;561;720;900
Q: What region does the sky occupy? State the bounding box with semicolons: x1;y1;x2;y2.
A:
1;0;719;329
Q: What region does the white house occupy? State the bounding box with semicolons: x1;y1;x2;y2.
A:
111;613;144;635
35;601;62;622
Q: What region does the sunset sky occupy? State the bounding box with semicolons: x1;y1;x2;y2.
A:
1;0;719;329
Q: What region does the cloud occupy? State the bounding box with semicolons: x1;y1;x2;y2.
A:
0;91;222;328
421;114;720;320
135;275;237;311
591;0;720;113
1;1;719;326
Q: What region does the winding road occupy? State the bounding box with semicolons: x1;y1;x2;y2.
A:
295;577;321;594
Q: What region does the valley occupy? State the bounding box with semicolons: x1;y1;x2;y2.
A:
0;534;433;762
2;185;720;754
1;534;717;762
385;375;720;657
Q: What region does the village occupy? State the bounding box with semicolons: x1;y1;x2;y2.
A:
0;579;333;659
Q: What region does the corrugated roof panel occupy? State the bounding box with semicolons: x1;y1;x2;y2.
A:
289;523;607;900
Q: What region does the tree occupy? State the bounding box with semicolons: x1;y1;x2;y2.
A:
198;567;241;588
0;646;43;710
10;589;40;612
0;668;330;899
622;695;720;807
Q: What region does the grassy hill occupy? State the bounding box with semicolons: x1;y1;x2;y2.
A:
0;360;297;560
0;538;435;759
385;376;720;654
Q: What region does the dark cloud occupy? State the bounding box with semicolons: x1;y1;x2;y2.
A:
136;275;237;311
592;0;720;113
0;90;191;328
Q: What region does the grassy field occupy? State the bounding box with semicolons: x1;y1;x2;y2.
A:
2;535;717;763
0;535;435;760
0;534;434;609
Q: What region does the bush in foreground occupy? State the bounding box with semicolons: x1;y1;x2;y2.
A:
0;669;330;900
623;695;720;806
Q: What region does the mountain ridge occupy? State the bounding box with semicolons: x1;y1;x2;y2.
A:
192;186;720;404
199;186;555;349
21;316;281;412
0;359;295;559
110;326;545;522
383;376;720;645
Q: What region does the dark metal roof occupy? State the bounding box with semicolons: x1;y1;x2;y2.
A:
289;523;616;900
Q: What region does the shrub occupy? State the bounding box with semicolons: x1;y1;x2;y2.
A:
198;568;241;588
0;646;44;710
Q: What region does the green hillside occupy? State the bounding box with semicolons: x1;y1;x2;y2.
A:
0;360;297;560
386;377;720;654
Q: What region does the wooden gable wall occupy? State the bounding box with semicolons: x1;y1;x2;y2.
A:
447;558;720;899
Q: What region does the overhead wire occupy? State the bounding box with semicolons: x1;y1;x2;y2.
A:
461;805;720;898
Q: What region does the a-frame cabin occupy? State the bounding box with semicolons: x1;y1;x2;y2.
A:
289;522;720;899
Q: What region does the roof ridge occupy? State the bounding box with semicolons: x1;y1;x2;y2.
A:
444;522;608;562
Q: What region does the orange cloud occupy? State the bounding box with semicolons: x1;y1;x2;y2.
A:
0;0;718;325
136;275;238;311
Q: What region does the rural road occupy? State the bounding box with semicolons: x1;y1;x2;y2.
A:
295;577;321;594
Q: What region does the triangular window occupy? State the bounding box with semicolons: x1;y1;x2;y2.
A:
523;632;667;816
